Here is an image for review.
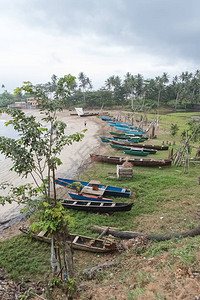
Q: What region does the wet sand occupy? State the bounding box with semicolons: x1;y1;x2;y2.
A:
0;109;102;232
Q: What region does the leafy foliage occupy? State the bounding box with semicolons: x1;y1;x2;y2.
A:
170;123;179;137
31;202;74;233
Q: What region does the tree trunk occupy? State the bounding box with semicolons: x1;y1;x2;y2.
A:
175;91;179;111
157;90;161;107
63;242;74;278
93;225;200;242
52;167;57;204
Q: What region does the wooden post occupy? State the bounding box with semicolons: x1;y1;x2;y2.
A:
169;148;174;160
151;125;155;139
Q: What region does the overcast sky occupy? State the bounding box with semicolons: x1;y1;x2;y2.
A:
1;0;200;92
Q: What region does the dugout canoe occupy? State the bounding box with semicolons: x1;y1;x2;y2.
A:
90;154;172;167
111;140;168;150
68;192;113;202
19;227;116;253
61;199;134;213
55;178;131;198
110;143;157;154
100;136;140;143
114;127;144;135
110;132;148;140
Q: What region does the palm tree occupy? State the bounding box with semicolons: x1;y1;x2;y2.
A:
78;72;93;102
135;73;144;98
156;73;169;107
123;72;136;99
172;75;182;111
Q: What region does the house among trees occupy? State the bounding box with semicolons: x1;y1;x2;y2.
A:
27;97;38;108
8;101;27;109
7;97;38;109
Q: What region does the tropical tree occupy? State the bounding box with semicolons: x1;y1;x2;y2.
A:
78;72;93;103
0;75;84;295
172;75;183;111
105;75;125;106
135;73;144;98
123;72;136;98
155;72;169;107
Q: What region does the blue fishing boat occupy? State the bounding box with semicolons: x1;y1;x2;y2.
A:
68;192;113;202
100;136;140;143
114;127;144;135
55;178;131;198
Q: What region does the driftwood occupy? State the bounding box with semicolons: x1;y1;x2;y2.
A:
82;261;117;280
93;225;200;242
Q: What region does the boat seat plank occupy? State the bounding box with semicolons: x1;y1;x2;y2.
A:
38;231;47;237
73;236;80;243
81;186;105;196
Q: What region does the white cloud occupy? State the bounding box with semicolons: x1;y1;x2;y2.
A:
1;0;200;92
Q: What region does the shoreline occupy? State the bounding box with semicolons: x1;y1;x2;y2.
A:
0;109;104;235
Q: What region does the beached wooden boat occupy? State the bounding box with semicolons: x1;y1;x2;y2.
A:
55;178;131;198
123;149;148;156
110;143;157;154
110;132;148;140
111;140;168;150
102;116;113;121
100;136;140;143
19;227;116;253
68;192;113;202
80;113;99;117
62;199;133;213
110;144;151;156
114;127;144;135
90;154;172;167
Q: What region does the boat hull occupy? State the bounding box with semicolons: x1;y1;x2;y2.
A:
111;140;168;150
90;154;172;167
55;178;131;198
68;192;113;202
62;199;133;213
20;227;116;253
110;143;157;154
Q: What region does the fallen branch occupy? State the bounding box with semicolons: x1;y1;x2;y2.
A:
93;225;200;242
82;261;117;280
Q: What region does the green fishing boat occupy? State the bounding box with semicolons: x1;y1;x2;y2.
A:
110;143;157;154
110;132;148;141
124;150;150;156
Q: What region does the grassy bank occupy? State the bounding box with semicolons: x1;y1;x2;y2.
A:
0;111;200;299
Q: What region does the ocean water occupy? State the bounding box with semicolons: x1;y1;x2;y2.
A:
0;114;100;232
0;119;25;232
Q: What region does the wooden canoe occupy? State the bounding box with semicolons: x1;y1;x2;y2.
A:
90;154;172;167
110;132;148;140
61;199;134;213
68;192;113;202
110;143;157;154
110;144;151;156
100;136;140;143
55;178;131;198
19;227;116;253
111;140;168;150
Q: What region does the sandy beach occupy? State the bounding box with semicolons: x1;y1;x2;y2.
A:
0;109;103;232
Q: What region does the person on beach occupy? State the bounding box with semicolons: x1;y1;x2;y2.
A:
84;121;87;127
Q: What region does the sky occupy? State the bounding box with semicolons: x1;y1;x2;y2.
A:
1;0;200;92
